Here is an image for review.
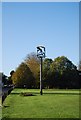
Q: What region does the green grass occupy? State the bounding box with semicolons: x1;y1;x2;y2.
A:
0;96;2;119
2;89;80;119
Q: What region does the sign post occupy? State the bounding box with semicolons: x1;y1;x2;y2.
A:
36;46;45;95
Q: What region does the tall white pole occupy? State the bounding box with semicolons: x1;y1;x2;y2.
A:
40;57;43;95
37;45;45;95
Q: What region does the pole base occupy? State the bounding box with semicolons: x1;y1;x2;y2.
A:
40;91;43;95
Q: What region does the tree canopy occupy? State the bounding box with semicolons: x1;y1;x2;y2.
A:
10;54;79;89
79;60;81;71
12;62;35;88
50;56;79;88
43;58;53;88
24;52;40;88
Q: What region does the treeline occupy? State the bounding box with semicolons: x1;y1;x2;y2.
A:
1;52;81;89
0;72;13;86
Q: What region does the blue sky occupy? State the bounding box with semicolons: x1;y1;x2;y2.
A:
0;2;2;75
2;2;79;76
80;2;81;63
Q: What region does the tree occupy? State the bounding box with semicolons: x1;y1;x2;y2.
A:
43;58;53;88
0;72;8;86
0;72;2;86
8;70;15;85
0;72;2;80
0;72;13;86
10;70;15;76
24;52;40;88
79;60;81;88
12;62;35;88
50;56;79;88
79;60;81;71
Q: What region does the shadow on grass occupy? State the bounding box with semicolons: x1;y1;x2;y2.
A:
1;118;81;120
3;105;10;108
43;92;80;95
10;92;80;96
10;93;37;97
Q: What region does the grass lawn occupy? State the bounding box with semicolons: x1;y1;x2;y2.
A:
0;96;2;119
2;89;80;119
